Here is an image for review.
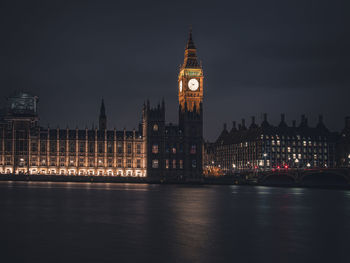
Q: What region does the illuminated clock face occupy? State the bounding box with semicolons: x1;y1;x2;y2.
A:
179;80;183;92
188;78;199;91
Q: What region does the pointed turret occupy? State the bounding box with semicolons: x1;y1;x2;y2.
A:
182;27;201;69
186;27;196;50
261;113;270;129
99;99;107;130
278;113;288;129
316;114;328;132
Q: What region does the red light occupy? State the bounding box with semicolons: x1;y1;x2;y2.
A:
254;166;258;169
284;165;288;169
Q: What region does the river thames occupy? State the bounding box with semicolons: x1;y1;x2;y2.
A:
0;181;349;263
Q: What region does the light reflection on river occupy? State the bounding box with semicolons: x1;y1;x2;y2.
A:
0;182;349;263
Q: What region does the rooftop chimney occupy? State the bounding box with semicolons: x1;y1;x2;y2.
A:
232;121;236;130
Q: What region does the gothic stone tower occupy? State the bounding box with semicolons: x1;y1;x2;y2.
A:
143;100;166;179
178;29;204;179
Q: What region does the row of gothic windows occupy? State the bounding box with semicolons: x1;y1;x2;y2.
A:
151;144;196;154
151;159;197;169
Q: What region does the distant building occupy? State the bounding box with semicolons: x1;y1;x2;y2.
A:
337;117;350;167
208;114;338;173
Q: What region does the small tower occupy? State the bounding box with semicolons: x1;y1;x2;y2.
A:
99;99;107;130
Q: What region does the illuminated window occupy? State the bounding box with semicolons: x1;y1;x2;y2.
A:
69;142;75;152
117;158;122;167
98;143;103;153
40;142;46;153
192;160;197;168
89;142;94;153
172;159;176;169
152;144;159;154
107;142;113;153
179;160;183;169
190;144;196;154
153;124;158;131
136;144;141;154
172;147;176;154
136;159;141;168
79;142;85;152
117;142;123;154
152;159;159;168
165;159;169;169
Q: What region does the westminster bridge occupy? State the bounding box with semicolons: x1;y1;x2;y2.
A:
242;168;350;187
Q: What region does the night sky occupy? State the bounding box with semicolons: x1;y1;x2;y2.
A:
1;0;349;140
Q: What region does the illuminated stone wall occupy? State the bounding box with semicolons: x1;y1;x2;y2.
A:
0;126;146;177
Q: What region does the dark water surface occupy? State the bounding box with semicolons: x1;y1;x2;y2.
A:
1;182;350;263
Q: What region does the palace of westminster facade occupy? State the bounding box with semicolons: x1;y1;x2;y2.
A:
0;31;204;178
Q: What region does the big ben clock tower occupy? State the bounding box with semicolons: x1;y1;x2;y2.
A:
178;29;204;112
178;28;204;179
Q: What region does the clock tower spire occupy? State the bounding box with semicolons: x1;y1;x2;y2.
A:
178;28;204;112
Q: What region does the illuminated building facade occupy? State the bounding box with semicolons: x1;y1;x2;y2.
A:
211;114;338;172
0;92;146;176
0;30;204;179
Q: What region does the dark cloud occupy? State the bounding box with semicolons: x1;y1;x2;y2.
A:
0;0;349;140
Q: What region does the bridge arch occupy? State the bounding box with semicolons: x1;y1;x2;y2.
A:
300;170;350;186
